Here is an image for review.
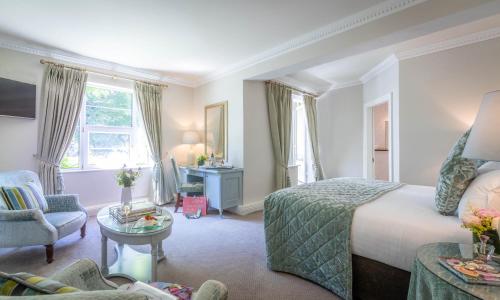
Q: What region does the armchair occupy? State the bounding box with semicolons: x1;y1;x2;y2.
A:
0;170;88;263
171;158;204;213
0;259;228;300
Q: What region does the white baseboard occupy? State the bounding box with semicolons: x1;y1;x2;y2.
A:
229;200;264;216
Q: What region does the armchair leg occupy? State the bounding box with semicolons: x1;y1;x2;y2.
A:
80;223;86;238
174;193;183;213
45;244;54;264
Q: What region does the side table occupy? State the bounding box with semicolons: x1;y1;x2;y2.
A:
97;205;173;282
408;242;500;300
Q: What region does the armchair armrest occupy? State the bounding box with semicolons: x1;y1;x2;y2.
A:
0;209;57;247
0;209;45;221
45;194;87;215
193;280;228;300
50;259;117;291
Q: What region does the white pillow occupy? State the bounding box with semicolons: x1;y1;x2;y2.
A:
458;169;500;221
478;161;500;175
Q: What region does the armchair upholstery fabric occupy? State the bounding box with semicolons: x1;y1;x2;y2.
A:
0;259;227;300
0;170;87;254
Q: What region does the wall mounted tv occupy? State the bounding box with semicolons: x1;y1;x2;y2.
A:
0;77;36;119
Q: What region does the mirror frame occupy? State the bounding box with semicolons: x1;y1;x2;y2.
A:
204;101;228;160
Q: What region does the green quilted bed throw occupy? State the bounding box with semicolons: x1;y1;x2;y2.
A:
264;178;403;300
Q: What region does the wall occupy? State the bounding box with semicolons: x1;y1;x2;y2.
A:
193;75;244;168
0;48;193;212
317;84;363;178
363;62;400;181
399;37;500;185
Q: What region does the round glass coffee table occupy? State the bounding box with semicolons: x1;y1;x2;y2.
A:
97;205;173;282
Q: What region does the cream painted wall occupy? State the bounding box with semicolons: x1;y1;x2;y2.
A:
0;48;193;211
242;80;274;206
399;37;500;186
317;85;363;178
193;76;244;168
363;62;400;181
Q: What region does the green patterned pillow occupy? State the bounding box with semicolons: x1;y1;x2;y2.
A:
435;129;483;215
0;271;80;296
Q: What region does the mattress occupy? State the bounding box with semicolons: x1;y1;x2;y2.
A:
351;184;471;271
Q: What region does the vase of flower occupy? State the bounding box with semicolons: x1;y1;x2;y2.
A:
116;166;141;211
463;207;500;255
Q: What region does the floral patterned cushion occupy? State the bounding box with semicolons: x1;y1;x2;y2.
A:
435;129;484;215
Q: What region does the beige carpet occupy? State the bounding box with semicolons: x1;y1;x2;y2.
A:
0;207;338;300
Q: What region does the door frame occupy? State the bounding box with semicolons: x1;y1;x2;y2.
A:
363;93;394;181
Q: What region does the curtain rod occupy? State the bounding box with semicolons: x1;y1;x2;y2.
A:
265;80;318;97
39;59;168;88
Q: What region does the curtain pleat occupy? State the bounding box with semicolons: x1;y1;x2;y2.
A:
304;95;325;181
266;82;292;190
134;82;171;204
37;65;87;194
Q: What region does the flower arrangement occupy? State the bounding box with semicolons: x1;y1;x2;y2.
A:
116;166;141;187
196;154;208;166
462;207;500;255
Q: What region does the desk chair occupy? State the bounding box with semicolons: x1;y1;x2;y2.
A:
171;158;204;212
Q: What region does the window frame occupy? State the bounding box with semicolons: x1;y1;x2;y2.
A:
62;82;149;171
290;92;315;184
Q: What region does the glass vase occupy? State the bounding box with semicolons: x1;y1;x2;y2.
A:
473;231;500;255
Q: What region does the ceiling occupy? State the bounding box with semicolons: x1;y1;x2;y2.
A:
278;13;500;95
0;0;386;84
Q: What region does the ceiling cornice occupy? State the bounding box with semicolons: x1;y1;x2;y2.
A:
396;26;500;60
359;54;399;84
196;0;428;87
0;35;196;87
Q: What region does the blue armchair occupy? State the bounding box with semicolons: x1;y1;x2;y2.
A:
0;170;88;263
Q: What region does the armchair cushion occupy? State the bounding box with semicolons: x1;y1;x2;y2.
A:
1;184;48;212
0;271;80;296
45;194;86;215
179;183;204;194
44;212;86;238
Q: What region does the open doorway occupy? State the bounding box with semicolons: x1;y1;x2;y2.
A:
372;102;389;180
364;93;393;182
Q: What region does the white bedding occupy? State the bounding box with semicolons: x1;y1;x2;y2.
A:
351;184;471;272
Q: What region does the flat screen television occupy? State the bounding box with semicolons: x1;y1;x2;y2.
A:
0;77;36;119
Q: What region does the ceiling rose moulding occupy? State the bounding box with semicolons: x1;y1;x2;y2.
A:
0;35;196;88
196;0;428;87
396;25;500;60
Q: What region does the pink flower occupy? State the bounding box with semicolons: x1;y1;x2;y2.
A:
475;208;500;218
463;215;482;227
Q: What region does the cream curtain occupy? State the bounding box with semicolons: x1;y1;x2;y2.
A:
134;82;169;205
304;95;325;181
266;82;292;190
37;64;87;194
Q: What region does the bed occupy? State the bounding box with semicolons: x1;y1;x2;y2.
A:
264;180;472;300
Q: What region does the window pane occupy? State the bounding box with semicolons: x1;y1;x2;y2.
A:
85;85;132;127
88;132;130;168
61;123;80;169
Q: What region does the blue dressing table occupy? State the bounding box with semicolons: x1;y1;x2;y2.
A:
178;166;243;216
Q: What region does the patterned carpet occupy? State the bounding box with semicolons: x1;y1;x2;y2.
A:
0;206;338;300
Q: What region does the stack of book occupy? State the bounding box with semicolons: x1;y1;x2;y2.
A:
109;202;158;223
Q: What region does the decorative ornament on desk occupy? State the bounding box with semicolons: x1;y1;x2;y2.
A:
116;165;141;211
196;154;207;167
462;207;500;256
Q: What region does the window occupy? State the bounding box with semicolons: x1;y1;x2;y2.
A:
290;93;315;184
61;83;150;170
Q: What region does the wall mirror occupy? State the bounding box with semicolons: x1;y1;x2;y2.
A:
205;101;227;160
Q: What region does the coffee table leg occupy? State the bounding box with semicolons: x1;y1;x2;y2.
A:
101;235;109;275
151;242;158;282
158;242;165;261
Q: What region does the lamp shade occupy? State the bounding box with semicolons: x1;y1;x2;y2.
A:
463;90;500;161
182;131;200;145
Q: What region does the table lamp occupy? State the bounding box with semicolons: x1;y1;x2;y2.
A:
463;90;500;161
183;131;200;166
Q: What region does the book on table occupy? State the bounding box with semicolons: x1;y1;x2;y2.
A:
439;256;500;286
